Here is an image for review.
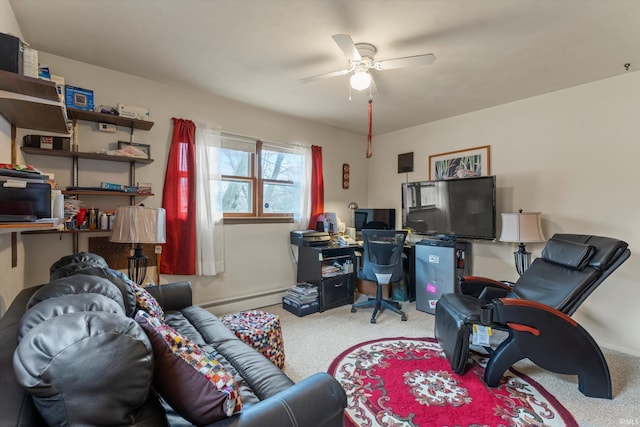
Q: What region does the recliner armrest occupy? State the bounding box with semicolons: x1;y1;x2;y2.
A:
458;276;511;298
146;281;192;311
478;286;510;302
212;373;347;427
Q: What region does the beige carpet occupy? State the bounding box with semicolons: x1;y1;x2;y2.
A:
260;299;640;427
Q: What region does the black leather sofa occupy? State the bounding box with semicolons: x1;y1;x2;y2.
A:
0;253;347;426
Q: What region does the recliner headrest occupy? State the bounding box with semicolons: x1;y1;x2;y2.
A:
541;238;595;271
552;234;629;270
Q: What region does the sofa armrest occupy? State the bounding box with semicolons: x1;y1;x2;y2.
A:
146;281;192;311
213;373;346;427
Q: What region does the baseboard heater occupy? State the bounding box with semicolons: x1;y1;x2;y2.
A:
200;287;288;310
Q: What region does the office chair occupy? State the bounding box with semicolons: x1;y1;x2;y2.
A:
351;229;408;323
434;233;630;398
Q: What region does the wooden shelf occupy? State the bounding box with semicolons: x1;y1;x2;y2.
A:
0;222;59;235
62;190;154;197
22;228;111;235
21;147;154;164
0;70;69;134
0;70;60;101
67;108;154;130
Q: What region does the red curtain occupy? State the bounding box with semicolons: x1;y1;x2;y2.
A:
161;118;196;275
306;145;324;230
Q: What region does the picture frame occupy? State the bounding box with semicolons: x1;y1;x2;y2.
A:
429;145;490;180
117;141;151;159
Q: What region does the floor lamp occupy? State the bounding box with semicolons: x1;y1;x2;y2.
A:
110;206;166;286
499;210;545;276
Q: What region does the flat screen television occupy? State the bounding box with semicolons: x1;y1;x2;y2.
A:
354;208;396;230
401;176;496;240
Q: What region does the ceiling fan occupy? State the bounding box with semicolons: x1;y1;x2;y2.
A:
299;34;436;92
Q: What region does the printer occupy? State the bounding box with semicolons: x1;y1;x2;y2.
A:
290;230;330;246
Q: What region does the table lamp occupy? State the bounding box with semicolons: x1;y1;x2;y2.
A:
110;206;166;286
499;210;545;276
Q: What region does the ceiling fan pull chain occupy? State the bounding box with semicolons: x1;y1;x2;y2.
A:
366;98;373;158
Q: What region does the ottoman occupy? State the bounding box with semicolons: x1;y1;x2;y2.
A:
221;310;285;369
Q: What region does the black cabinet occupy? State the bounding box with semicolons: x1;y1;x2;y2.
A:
297;245;355;311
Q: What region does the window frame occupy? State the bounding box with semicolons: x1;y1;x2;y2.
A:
220;138;299;223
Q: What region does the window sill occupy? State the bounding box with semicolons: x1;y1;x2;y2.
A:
223;217;294;225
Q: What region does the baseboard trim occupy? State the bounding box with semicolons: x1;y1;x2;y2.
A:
200;288;288;315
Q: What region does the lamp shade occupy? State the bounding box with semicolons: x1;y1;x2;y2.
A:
110;206;166;244
499;211;545;243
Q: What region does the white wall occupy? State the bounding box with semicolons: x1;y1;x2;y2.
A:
367;71;640;356
1;43;369;317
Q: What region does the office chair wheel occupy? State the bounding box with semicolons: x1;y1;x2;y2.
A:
401;314;407;321
351;307;357;313
370;317;376;324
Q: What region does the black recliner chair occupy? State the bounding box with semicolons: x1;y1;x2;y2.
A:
434;233;630;399
351;229;407;323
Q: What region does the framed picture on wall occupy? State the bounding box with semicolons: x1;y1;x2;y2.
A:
429;145;490;180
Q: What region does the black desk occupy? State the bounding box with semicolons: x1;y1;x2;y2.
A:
296;244;356;311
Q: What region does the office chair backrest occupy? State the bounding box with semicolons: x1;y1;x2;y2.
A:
360;229;407;282
508;234;630;315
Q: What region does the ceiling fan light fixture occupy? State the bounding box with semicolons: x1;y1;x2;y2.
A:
350;70;371;91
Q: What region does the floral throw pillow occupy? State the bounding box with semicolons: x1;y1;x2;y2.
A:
128;280;165;320
134;311;242;424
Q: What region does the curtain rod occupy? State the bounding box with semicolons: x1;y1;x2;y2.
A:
221;130;311;149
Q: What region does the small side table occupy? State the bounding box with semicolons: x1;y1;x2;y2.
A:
221;310;285;369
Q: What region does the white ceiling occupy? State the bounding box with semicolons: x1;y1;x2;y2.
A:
9;0;640;136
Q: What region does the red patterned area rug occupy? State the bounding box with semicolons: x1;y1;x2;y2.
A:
328;337;577;427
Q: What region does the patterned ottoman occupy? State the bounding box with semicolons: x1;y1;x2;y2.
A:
221;310;285;369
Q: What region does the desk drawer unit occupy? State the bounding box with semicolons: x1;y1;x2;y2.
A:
318;275;354;312
296;245;356;312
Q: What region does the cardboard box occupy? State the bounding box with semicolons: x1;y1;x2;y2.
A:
50;74;65;101
23;135;71;151
117;103;150;121
0;32;23;74
358;278;390;298
65;85;94;111
22;46;38;78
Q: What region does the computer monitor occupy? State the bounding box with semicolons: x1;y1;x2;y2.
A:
354;208;396;231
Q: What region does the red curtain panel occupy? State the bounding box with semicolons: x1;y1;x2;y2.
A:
306;145;325;230
161;118;197;275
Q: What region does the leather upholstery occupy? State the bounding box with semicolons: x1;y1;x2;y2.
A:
434;233;630;398
2;258;347;427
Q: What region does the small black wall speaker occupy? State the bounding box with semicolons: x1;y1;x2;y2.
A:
397;152;414;173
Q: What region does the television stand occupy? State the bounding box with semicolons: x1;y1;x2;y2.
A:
414;238;471;314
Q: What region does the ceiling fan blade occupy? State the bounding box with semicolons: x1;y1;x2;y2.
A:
374;53;436;70
299;68;351;84
332;34;361;62
370;72;381;95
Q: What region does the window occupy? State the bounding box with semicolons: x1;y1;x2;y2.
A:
218;134;306;220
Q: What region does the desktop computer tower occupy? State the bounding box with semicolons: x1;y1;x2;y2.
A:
415;239;471;314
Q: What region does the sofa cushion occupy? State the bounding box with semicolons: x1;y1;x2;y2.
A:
13;311;154;426
49;252;108;280
18;293;124;341
135;310;242;425
26;275;126;312
66;266;163;319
